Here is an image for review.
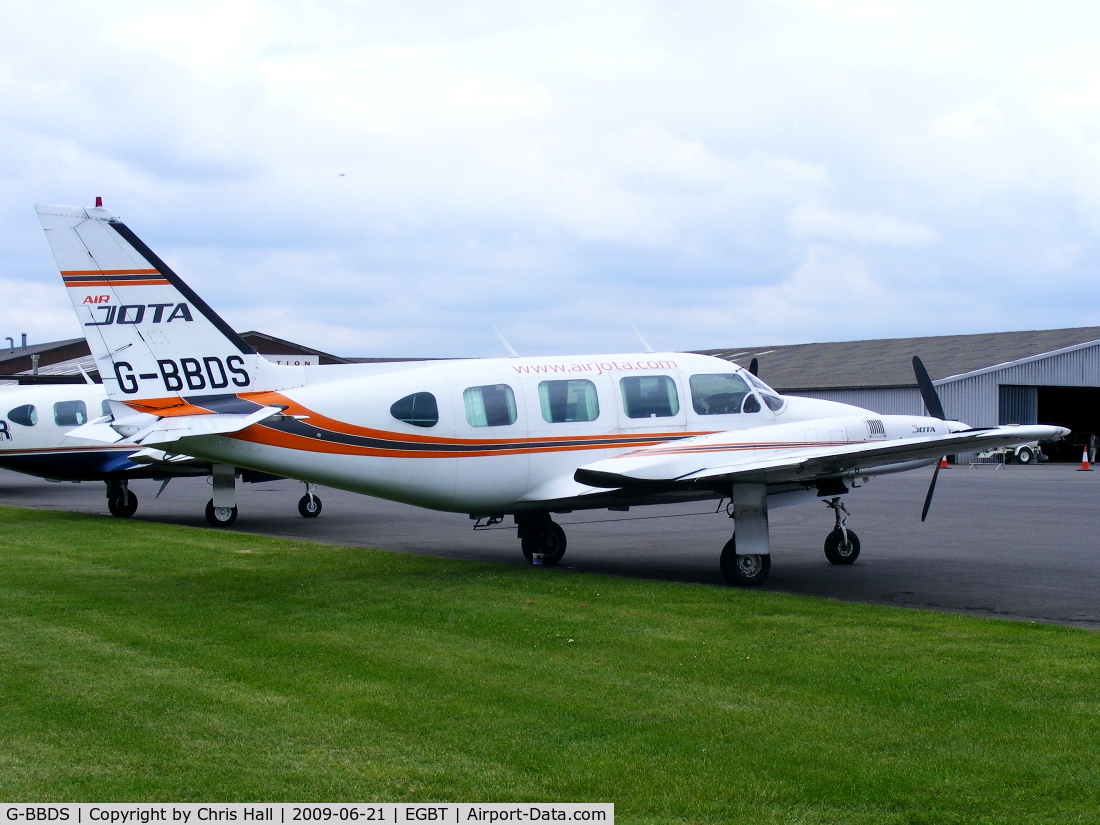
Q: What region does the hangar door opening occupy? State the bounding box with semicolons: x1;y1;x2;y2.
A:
1035;386;1100;461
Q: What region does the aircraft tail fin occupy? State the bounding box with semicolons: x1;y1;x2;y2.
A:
35;204;303;406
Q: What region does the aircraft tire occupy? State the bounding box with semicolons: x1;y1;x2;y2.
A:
824;528;860;564
521;521;567;565
205;499;238;527
1016;446;1034;465
298;494;323;518
719;537;770;586
107;491;138;518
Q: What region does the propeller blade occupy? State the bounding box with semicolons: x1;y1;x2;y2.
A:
749;357;759;377
921;460;942;522
912;356;945;420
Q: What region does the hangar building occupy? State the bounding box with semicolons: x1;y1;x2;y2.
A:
701;326;1100;462
6;325;1100;461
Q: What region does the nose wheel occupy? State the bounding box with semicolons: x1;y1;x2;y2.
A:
823;497;860;564
298;484;322;518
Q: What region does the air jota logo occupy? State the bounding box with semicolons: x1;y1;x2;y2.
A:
113;357;250;394
84;302;193;326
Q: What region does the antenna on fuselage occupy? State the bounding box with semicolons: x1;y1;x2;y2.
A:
493;327;520;358
631;325;655;354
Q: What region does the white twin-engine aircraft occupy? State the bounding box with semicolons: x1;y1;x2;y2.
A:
36;202;1068;585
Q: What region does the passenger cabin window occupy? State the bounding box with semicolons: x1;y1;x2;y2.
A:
7;404;37;427
390;392;439;428
620;376;679;419
464;384;517;427
101;400;112;417
689;374;752;415
54;400;87;427
538;379;599;423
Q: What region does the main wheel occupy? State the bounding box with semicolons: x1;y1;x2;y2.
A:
298;494;323;518
824;528;860;564
1015;446;1034;465
521;521;567;565
719;537;771;586
205;498;238;527
107;491;138;518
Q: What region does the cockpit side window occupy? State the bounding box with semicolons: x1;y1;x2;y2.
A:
54;400;87;427
390;392;439;427
742;394;762;413
620;376;680;419
689;374;751;415
7;404;37;427
464;384;517;427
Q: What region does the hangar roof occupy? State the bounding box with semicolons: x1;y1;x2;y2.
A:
697;326;1100;391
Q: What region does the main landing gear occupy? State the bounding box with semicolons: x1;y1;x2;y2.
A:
717;486;862;586
719;483;772;586
516;513;567;565
204;468;325;527
106;479;138;518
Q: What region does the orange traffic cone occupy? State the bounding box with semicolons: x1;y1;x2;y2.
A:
938;456;949;470
1079;448;1093;472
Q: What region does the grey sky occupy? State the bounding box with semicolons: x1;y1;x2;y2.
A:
2;0;1099;358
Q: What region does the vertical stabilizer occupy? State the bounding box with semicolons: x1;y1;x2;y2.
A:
36;204;303;406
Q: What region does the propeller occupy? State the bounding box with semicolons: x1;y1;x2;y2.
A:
912;356;946;522
912;356;945;420
748;357;759;377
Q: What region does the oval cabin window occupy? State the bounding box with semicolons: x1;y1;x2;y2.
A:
7;404;37;427
390;392;439;428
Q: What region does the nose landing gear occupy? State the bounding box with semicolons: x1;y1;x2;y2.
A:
823;496;860;564
298;483;322;518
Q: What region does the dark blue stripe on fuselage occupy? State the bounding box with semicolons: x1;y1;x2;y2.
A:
0;451;139;480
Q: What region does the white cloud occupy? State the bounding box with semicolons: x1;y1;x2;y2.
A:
787;203;940;246
1;0;1100;358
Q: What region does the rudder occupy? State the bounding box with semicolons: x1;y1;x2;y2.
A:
36;203;302;404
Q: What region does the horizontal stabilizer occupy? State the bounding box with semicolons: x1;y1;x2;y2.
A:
63;417;126;445
131;405;284;446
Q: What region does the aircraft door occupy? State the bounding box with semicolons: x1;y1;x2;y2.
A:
453;378;530;511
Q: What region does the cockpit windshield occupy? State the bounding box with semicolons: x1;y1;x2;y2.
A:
744;371;777;394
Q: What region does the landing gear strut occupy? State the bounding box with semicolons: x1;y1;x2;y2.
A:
516;513;567;565
720;483;771;586
823;497;860;564
205;464;238;527
106;479;138;518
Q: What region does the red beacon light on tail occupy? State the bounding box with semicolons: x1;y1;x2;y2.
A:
95;197;103;207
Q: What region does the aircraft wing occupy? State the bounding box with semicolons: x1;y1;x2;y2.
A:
574;424;1067;491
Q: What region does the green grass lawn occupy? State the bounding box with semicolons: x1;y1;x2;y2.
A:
1;505;1098;823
